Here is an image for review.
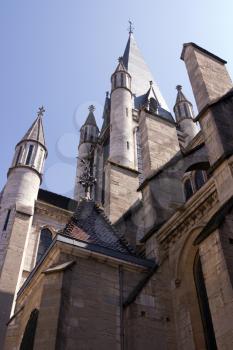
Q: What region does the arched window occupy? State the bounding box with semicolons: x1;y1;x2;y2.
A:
20;309;39;350
36;228;53;264
194;254;217;349
195;170;206;190
184;178;193;200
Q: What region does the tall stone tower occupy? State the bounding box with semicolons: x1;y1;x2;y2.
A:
104;31;178;222
74;105;99;201
109;57;135;168
0;107;47;346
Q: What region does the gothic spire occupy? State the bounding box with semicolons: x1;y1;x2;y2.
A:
122;32;169;111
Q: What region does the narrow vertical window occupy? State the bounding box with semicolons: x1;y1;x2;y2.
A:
37;148;44;172
36;228;53;263
15;146;22;165
114;75;117;88
84;128;88;142
127;141;129;150
184;179;193;200
135;128;143;184
20;309;39;350
3;209;11;231
121;73;124;86
177;104;181;117
184;103;189;118
194;254;217;350
25;145;34;165
195;170;206;190
126;108;128;117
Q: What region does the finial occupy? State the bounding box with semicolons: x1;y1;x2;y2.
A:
88;105;95;113
37;106;45;118
128;20;134;34
176;85;182;91
149;80;153;87
106;91;109;98
118;56;123;63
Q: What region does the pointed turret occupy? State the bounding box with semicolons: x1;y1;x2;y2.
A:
111;57;131;92
83;106;98;127
10;106;47;178
174;85;195;121
174;85;198;146
109;56;135;169
0;107;47;342
79;105;99;146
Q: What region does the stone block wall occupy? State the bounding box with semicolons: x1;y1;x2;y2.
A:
139;111;180;178
181;44;232;112
105;161;140;223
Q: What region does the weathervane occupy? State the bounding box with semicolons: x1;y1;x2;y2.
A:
37;106;45;118
128;20;134;34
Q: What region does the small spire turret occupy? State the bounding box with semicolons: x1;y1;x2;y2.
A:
174;85;194;121
10;107;47;179
111;57;131;92
174;86;198;146
79;105;99;146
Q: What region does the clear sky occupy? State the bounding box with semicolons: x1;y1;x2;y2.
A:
0;0;233;197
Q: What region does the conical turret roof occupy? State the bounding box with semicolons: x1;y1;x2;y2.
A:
122;33;169;111
175;85;192;105
114;57;128;73
83;105;98;128
20;108;46;148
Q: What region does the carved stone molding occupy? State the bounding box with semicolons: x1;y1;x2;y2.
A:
155;180;219;251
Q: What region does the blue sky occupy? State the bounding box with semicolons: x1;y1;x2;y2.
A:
0;0;233;197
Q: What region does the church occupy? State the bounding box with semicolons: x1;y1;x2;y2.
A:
0;25;233;349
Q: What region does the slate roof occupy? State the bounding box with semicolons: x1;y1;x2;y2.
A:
63;200;138;256
20;116;46;147
38;189;77;212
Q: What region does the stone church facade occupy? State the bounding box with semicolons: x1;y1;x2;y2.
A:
0;29;233;349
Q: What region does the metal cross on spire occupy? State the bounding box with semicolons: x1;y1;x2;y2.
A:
88;105;95;113
128;20;134;34
37;106;45;118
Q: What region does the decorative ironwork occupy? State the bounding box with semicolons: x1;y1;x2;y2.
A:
78;150;96;200
88;105;95;113
37;106;45;117
128;20;134;34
